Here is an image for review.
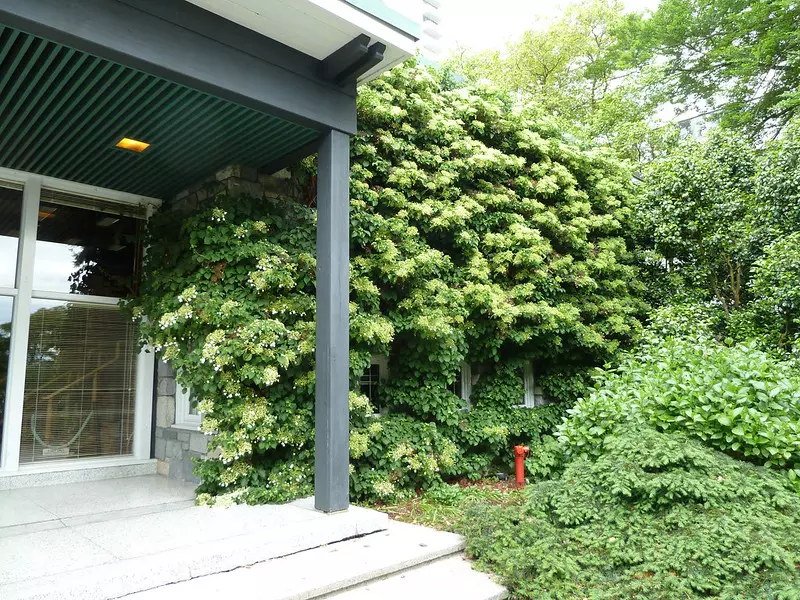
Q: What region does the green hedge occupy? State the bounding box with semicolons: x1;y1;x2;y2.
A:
559;337;800;487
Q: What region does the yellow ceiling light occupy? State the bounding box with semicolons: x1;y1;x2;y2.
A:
115;137;150;153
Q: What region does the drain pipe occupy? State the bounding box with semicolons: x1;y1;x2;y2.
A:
514;445;530;487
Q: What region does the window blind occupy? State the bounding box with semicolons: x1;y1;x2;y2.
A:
19;301;138;463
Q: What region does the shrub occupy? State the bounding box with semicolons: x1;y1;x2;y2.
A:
751;232;800;348
558;337;800;486
463;426;800;599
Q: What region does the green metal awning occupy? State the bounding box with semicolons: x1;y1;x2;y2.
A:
0;25;321;198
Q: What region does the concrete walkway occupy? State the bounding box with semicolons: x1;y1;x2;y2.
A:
0;475;388;600
127;519;507;600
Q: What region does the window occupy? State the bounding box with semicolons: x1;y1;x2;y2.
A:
0;174;155;472
33;190;144;297
20;301;138;463
522;361;545;408
449;362;472;409
0;296;13;456
15;189;146;464
0;184;22;462
0;184;22;288
175;384;201;430
359;355;388;405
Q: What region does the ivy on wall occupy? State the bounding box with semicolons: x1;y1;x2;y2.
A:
127;61;645;503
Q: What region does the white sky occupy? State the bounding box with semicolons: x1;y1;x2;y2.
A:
438;0;660;53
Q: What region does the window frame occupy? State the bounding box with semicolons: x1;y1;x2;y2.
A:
359;354;388;407
174;383;202;430
521;361;546;408
449;361;472;410
0;166;161;474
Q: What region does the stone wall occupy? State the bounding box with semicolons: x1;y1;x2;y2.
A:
153;360;209;482
152;164;291;482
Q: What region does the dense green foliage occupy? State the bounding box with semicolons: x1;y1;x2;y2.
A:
463;426;800;599
437;2;800;598
559;337;800;486
638;0;800;136
447;0;668;160
634;130;758;309
631;121;800;356
130;61;644;503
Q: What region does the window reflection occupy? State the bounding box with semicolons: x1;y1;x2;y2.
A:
33;191;143;297
0;185;22;289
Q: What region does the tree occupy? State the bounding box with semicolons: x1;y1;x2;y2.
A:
639;0;800;137
755;122;800;238
634;130;758;312
446;0;666;160
751;233;800;348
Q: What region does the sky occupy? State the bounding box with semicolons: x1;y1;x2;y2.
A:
438;0;660;54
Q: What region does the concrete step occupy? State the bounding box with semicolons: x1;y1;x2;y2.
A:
127;520;502;600
326;555;508;600
3;503;389;600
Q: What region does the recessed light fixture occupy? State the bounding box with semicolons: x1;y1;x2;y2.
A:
115;137;150;153
97;216;120;227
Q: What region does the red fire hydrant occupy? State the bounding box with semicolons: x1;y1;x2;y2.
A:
514;445;530;487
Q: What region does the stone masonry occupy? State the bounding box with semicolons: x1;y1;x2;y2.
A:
153;360;209;482
152;164;292;482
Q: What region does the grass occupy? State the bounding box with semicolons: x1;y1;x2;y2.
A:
369;478;527;533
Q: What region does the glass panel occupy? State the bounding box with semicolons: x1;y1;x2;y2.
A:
0;185;23;288
523;362;536;408
0;296;13;458
33;190;143;297
20;300;138;463
359;363;381;403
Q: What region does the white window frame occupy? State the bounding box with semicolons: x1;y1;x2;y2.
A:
522;361;538;408
360;354;388;411
460;362;472;408
448;361;472;409
174;384;202;430
0;166;161;474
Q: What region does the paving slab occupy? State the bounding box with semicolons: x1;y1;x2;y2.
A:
328;555;508;600
0;528;116;586
73;503;323;558
127;520;465;600
17;475;196;519
1;503;388;600
0;488;55;528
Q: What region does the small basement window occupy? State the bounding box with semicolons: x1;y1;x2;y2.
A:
359;355;388;405
175;384;201;430
449;362;472;409
521;361;546;408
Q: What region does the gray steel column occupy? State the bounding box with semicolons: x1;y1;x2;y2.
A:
315;129;350;513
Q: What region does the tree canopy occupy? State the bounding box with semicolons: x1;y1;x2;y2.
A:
446;0;666;160
640;0;800;137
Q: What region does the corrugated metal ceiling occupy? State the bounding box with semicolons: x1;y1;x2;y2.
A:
0;25;320;198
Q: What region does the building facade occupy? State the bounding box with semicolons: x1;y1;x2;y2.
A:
0;0;420;513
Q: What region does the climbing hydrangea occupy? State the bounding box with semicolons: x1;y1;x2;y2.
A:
127;60;644;504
